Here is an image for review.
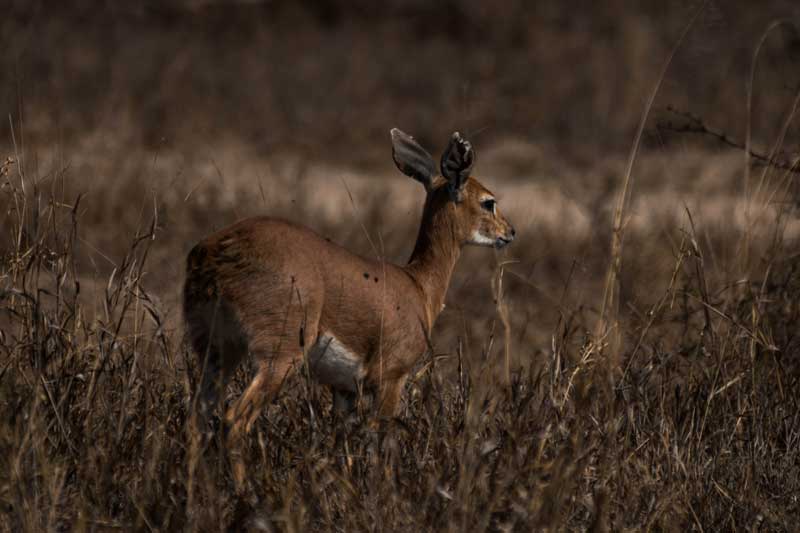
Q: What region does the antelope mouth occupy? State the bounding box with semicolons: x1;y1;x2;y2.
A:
494;236;514;249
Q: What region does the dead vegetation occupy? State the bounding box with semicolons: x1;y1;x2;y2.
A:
2;122;800;530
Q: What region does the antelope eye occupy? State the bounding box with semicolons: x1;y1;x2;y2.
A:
481;199;496;213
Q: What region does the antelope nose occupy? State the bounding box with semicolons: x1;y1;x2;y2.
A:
510;227;516;239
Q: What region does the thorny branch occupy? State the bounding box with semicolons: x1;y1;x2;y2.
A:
657;106;800;175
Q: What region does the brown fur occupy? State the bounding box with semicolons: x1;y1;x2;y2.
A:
183;133;514;455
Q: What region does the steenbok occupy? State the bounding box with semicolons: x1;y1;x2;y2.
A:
184;129;515;448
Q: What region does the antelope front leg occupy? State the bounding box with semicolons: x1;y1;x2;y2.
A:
375;377;407;420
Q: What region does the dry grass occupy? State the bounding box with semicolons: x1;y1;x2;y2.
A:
2;124;800;531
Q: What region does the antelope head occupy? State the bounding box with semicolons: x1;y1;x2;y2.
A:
391;128;516;250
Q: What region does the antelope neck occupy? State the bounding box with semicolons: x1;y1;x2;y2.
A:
404;199;462;330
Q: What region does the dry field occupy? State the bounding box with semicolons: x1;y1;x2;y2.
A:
2;2;800;531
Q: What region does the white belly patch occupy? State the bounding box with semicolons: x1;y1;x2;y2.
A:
306;334;365;392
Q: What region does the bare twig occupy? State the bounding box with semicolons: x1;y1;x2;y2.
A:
657;106;800;175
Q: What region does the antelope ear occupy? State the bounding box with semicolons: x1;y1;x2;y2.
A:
390;128;436;189
440;131;474;202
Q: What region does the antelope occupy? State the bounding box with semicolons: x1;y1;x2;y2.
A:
184;129;515;449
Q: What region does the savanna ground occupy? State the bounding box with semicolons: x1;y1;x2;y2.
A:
2;1;800;531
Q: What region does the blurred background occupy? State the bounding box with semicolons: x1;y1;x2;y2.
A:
2;0;800;353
